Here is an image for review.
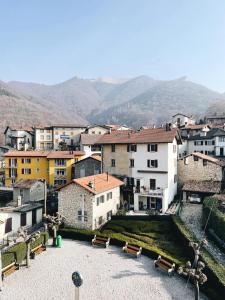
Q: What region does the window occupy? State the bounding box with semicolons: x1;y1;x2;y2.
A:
96;197;100;206
21;213;26;226
78;210;82;221
55;159;66;166
127;144;137;152
46;168;49;173
174;174;178;183
36;168;40;173
173;145;177;153
54;179;67;186
111;144;116;152
107;192;112;201
92;131;96;134
98;131;101;135
100;195;104;203
22;168;31;174
36;158;40;163
107;211;112;220
84;211;88;222
194;156;198;161
203;159;207;166
130;159;134;168
5;218;12;234
194;141;203;146
40;129;44;133
22;158;31;164
219;137;225;142
147;160;158;168
147;144;158;152
46;129;51;133
150;179;156;190
98;216;103;225
150;197;156;209
46;135;51;140
55;168;66;176
111;159;115;167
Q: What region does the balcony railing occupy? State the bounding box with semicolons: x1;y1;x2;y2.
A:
134;187;164;196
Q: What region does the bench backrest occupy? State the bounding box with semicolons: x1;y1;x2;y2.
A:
127;245;140;252
158;258;173;268
95;236;109;242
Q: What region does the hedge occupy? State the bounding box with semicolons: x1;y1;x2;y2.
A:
203;197;225;241
172;216;225;300
1;231;49;269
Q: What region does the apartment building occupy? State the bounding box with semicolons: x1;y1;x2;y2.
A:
34;126;53;150
4;150;85;187
58;173;123;230
4;126;34;150
172;113;195;128
98;127;182;213
79;134;102;156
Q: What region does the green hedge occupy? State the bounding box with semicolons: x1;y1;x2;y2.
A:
203;197;225;241
1;231;49;269
172;216;225;300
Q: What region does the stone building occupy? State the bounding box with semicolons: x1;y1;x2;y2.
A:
178;152;225;201
13;179;45;203
72;155;101;179
58;173;123;230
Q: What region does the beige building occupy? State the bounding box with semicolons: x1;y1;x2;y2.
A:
58;173;124;230
178;152;225;201
35;126;53;150
85;125;110;135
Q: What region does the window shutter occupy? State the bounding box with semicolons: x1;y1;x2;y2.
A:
127;145;130;152
155;160;158;168
155;144;158;152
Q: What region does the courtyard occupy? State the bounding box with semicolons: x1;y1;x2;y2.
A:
1;239;207;300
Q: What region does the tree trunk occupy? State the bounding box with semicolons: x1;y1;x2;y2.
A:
26;243;31;268
195;281;199;300
53;226;57;247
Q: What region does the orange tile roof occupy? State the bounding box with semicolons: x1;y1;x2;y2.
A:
47;151;85;159
4;150;85;158
58;173;124;194
97;128;181;144
91;154;102;161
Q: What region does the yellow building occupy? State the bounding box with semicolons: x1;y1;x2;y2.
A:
4;150;85;187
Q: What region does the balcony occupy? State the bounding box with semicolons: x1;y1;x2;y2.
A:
134;186;164;197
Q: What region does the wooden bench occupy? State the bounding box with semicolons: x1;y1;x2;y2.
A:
122;242;142;258
30;244;46;259
154;255;175;276
1;262;19;280
92;235;110;248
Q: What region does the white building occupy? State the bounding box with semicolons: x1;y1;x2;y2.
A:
4;126;34;150
0;202;43;242
172;113;195;128
58;173;124;230
98;127;182;213
85;125;110;135
79;134;102;157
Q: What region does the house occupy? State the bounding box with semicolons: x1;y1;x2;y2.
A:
58;173;124;230
13;179;45;203
206;115;225;125
34;126;53;150
180;124;211;139
85;125;110;135
72;155;101;179
4;150;85;187
52;124;87;150
172;113;195;128
4;126;34;150
79;134;102;156
178;152;225;201
185;128;225;157
97;126;182;213
0;201;43;242
106;124;131;131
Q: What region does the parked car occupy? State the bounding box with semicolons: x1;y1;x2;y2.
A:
188;194;201;203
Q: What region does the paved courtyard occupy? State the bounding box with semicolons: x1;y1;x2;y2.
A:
1;239;207;300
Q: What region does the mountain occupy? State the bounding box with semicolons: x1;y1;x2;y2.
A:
1;75;225;145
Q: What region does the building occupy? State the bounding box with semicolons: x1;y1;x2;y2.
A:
106;124;131;131
85;125;110;135
0;202;43;241
52;124;87;150
172;113;195;128
79;134;102;156
98;127;182;213
34;126;53;150
58;173;124;230
4;126;34;150
206;115;225;125
72;155;101;179
4;150;85;187
13;179;45;203
178;152;225;201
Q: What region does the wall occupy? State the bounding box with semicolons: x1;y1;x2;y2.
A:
35;128;53;150
86;126;109;135
13;181;45;203
73;158;101;179
53;127;86;150
187;140;215;155
178;155;223;187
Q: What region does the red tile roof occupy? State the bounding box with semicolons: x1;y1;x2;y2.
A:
80;134;103;145
97;128;181;144
4;150;85;158
47;151;85;159
58;173;124;194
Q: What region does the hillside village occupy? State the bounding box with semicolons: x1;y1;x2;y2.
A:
0;113;225;299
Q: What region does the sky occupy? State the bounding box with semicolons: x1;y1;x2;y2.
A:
1;0;225;91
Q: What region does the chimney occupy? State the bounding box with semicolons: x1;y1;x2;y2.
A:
17;195;22;207
165;123;171;131
87;181;94;189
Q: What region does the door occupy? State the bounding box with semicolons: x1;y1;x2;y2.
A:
150;179;156;190
32;209;37;226
147;197;150;209
220;148;224;156
136;179;140;192
80;167;85;178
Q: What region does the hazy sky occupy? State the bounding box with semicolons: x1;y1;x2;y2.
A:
1;0;225;91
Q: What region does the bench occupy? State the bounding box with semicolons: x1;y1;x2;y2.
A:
1;262;19;280
122;242;142;258
92;235;110;248
30;244;46;259
154;255;175;276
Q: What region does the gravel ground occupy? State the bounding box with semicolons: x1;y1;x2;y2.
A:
1;239;207;300
180;203;225;266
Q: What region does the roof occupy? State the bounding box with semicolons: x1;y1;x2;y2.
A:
47;151;85;159
52;124;88;128
87;124;109;130
91;154;101;161
106;124;130;130
97;128;182;145
188;128;225;140
182;180;221;194
181;152;225;167
206;115;225;119
58;173;124;195
4;150;85;158
211;194;225;202
4;126;34;134
13;179;43;189
181;124;210;130
73;155;102;166
172;113;192;118
0;202;43;213
80;134;103;145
